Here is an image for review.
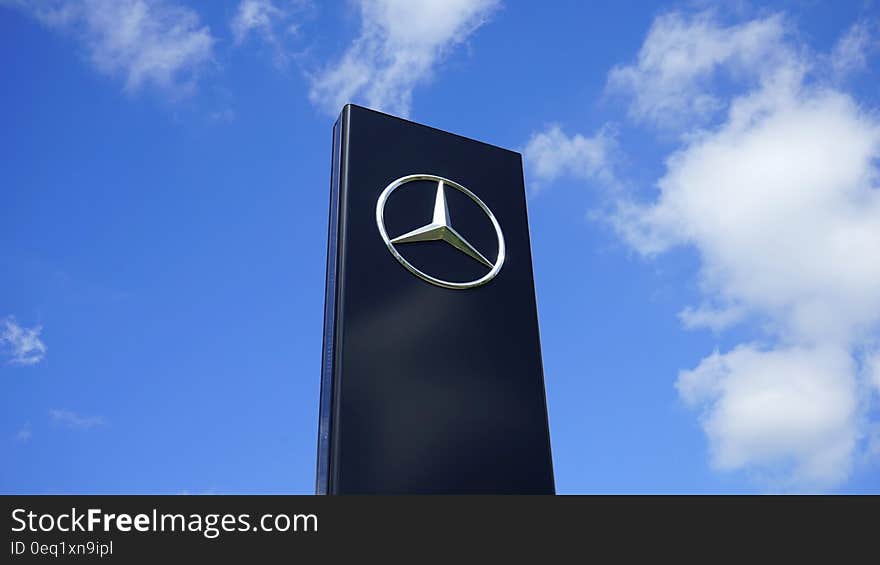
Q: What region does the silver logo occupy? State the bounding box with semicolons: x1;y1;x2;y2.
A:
376;174;505;289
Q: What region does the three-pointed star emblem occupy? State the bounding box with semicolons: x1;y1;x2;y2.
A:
390;180;493;268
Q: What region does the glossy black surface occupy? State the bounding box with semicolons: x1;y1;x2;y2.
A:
318;105;554;494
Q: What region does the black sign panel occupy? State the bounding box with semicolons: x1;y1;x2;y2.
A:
317;105;554;494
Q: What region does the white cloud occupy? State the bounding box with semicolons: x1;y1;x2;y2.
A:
616;14;880;489
530;11;880;490
50;409;104;430
677;345;857;489
523;124;616;191
10;0;215;95
624;80;880;345
1;316;47;366
308;0;499;117
607;12;792;130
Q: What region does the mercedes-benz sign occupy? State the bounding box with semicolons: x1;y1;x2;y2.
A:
317;104;555;494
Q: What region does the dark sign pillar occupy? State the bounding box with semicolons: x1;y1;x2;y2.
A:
317;105;555;494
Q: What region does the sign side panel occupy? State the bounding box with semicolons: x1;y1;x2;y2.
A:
315;114;344;494
516;152;556;493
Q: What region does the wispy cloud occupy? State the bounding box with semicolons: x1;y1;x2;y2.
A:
308;0;500;117
230;0;310;67
8;0;215;96
50;409;105;430
606;12;792;130
528;11;880;490
208;108;235;123
828;20;878;81
15;423;33;443
1;316;47;366
523;124;617;192
232;0;285;44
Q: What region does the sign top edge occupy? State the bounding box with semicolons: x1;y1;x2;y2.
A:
338;103;523;159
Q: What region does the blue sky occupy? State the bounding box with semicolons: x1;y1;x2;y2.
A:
2;0;879;494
